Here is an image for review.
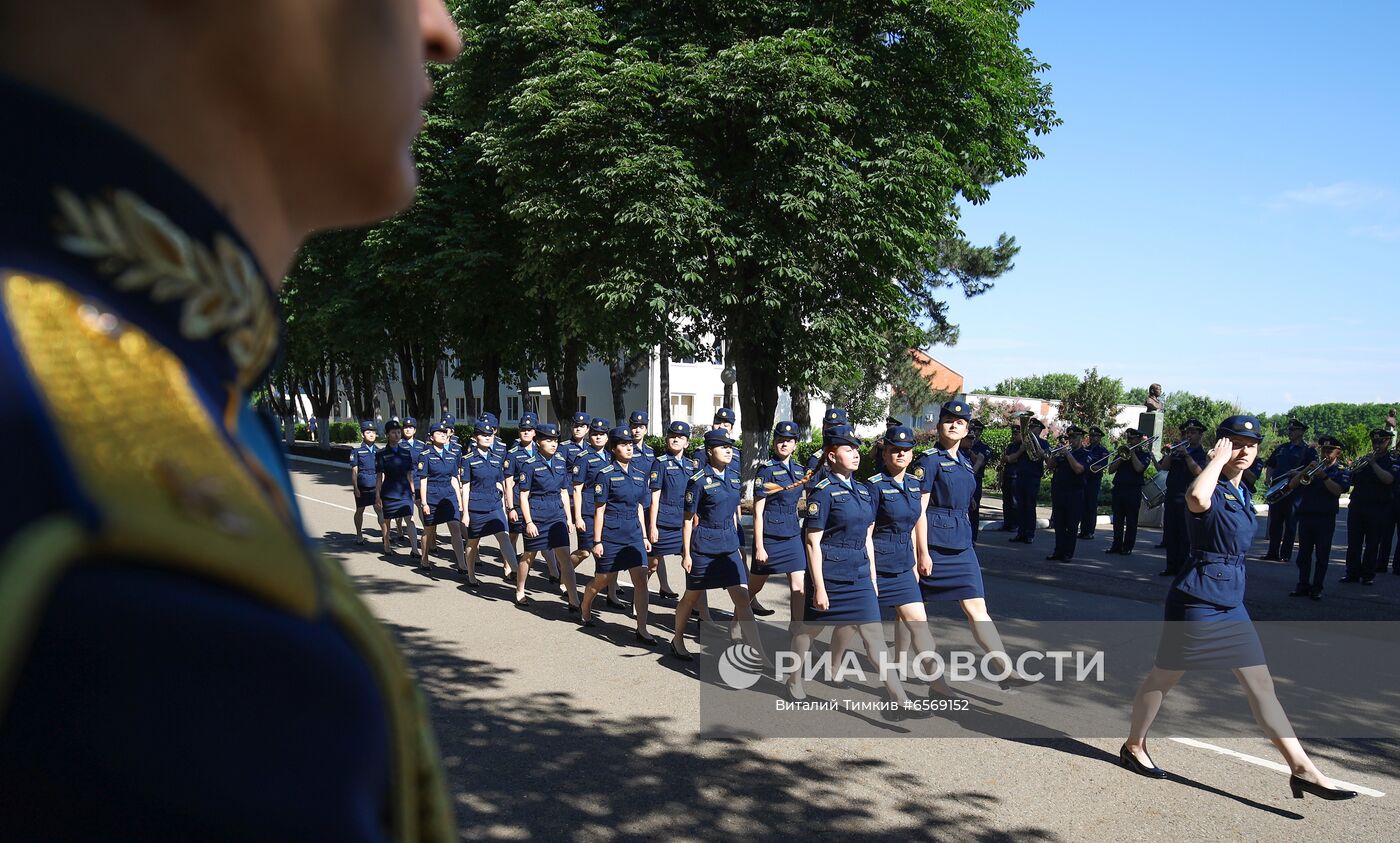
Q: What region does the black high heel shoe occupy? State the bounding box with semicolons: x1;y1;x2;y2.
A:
1119;743;1166;779
1289;775;1357;800
668;640;693;661
635;631;659;646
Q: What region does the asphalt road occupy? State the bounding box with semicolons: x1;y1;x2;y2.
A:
292;459;1398;842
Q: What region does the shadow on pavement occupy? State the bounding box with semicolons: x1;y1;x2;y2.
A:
386;622;1064;842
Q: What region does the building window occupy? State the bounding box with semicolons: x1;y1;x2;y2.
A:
507;396;520;420
671;394;694;423
713;395;724;414
455;398;465;419
577;396;587;413
469;397;482;419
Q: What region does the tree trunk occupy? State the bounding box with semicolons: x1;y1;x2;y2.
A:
721;339;735;409
790;380;811;440
395;341;435;421
659;336;671;428
608;352;627;424
381;365;395;420
436;359;449;419
732;334;781;484
463;369;475;419
482;351;502;419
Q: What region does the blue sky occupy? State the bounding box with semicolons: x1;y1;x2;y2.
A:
938;1;1399;413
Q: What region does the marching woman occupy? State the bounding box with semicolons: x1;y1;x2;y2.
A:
918;401;1032;689
516;423;579;611
459;419;521;587
647;421;695;603
669;429;762;661
1120;416;1357;801
502;411;539;570
571;417;623;608
375;419;418;556
747;421;807;620
785;424;909;714
417;421;468;573
867;425;955;698
579;427;657;644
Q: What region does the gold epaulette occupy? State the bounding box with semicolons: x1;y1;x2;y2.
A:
0;271;455;842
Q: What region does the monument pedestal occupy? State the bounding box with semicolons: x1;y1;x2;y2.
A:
1137;410;1165;528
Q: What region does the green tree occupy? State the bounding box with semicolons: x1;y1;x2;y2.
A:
1283;402;1396;437
469;0;1055;477
982;373;1082;401
1058;367;1124;432
1161;391;1239;438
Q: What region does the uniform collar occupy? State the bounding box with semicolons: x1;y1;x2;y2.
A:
0;74;281;395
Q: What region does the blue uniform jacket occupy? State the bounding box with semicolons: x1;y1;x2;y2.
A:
649;452;697;530
685;463;742;555
754;457;803;539
805;476;875;582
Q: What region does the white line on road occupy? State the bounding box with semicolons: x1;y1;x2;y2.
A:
296;493;356;512
1168;736;1385;797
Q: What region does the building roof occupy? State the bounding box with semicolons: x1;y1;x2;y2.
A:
910;349;964;394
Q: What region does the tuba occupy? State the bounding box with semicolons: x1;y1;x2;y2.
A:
1015;412;1045;460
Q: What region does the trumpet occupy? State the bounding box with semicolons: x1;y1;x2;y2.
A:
1296;459;1331;486
1162;439;1194;458
1351;452;1376;474
1091;434;1159;473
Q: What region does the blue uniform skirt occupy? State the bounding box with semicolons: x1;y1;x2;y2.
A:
354;487;377;508
920;545;985;602
650;524;683;556
806;575;880;625
524;519;570;552
598;539;648;574
425;495;461;526
381;499;413;521
687;550;747;591
1154;589;1265;670
751;532;805;575
466;509;507;539
876;568;921;609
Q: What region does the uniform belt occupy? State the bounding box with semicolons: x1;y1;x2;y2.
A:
1190;551;1245;566
926;505;962;515
823;539;867;549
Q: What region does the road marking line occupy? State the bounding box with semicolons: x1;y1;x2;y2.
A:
1168;736;1385;797
295;493;356;513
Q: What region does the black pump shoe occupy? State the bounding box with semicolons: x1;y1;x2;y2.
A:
1119;743;1166;779
668;640;693;661
1289;775;1357;800
751;601;776;617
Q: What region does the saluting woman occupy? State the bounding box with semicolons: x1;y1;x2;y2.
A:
669;429;761;661
1120;416;1357;801
516;423;579;611
785;425;910;715
747;420;807;620
917;401;1031;690
579;428;657;644
417;421;468;573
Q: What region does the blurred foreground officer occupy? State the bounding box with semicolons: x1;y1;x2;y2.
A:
1290;437;1349;599
350;421;383;544
1343;429;1395;585
0;3;463;839
1262;419;1316;561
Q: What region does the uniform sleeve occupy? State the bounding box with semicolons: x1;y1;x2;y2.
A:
517;462;533;489
348;449;358;467
805;486;832;531
649;465;663;492
458;458;472;484
570;456;588;486
593;473;607;502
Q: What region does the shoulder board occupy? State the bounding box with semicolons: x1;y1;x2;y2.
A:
600;464;616;474
690;470;704;481
761;458;776;467
814;478;831;489
868;473;885;483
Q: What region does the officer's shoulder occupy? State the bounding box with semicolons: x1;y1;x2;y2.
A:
600;464;616;474
868;472;885;484
760;458;776;467
814;477;831;490
0;272;316;616
689;469;704;481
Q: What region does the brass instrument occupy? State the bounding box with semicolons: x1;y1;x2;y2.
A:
1296;459;1330;487
1015;412;1045;460
1092;434;1159;473
1351;452;1375;474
